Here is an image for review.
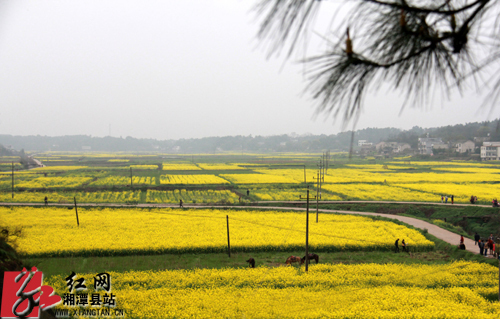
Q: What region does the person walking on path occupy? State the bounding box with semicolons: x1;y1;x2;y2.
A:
451;195;454;204
460;235;464;245
395;238;400;253
441;195;444;203
445;196;448;203
179;199;183;208
44;196;48;206
479;240;484;255
474;232;480;245
488;238;494;255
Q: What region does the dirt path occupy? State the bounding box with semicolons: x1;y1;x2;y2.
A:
0;201;491;256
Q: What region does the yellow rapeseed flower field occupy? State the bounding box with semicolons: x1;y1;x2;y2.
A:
130;165;158;169
146;189;239;204
15;177;93;188
162;163;201;170
160;174;229;184
1;207;432;257
197;163;245;170
45;261;500;318
220;173;299;184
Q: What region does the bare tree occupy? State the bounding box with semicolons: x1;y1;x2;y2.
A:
254;0;499;127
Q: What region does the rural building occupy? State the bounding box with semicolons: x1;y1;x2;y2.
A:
358;140;373;147
480;142;500;161
376;142;411;154
395;143;411;153
418;138;443;155
455;140;475;153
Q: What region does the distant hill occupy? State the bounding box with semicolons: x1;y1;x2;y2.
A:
1;119;498;153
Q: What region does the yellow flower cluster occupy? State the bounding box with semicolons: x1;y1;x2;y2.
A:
160;174;229;185
1;207;432;257
220;173;299;184
45;261;500;319
146;189;239;204
162;163;201;170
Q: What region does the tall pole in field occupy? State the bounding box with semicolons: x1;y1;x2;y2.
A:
74;197;80;227
305;187;310;272
226;215;231;258
130;167;133;187
11;162;14;199
316;171;319;223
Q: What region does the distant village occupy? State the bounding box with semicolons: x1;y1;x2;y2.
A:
359;135;498;161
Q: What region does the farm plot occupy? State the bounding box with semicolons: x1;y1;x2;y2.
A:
162;163;201;170
220;173;299;184
322;183;436;202
250;187;342;201
45;261;500;319
2;207;433;257
15;176;93;188
90;176;156;186
394;183;500;204
197;163;245;170
160;174;229;185
146;189;239;204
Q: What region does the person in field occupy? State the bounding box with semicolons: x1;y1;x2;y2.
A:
402;239;408;253
395;239;399;253
44;196;48;206
451;195;454;204
179;199;183;208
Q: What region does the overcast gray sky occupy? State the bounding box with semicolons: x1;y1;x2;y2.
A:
0;0;494;140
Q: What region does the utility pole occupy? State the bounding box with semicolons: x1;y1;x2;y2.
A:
130;167;133;187
74;197;80;227
316;171;319;223
11;162;14;199
305;187;310;272
226;215;231;257
298;186;315;272
317;160;323;200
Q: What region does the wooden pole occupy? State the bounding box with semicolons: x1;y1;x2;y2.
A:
305;187;310;272
74;197;80;227
11;162;14;199
226;215;231;257
319;160;322;200
316;171;319;223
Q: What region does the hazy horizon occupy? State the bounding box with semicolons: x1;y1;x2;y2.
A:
0;1;495;140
